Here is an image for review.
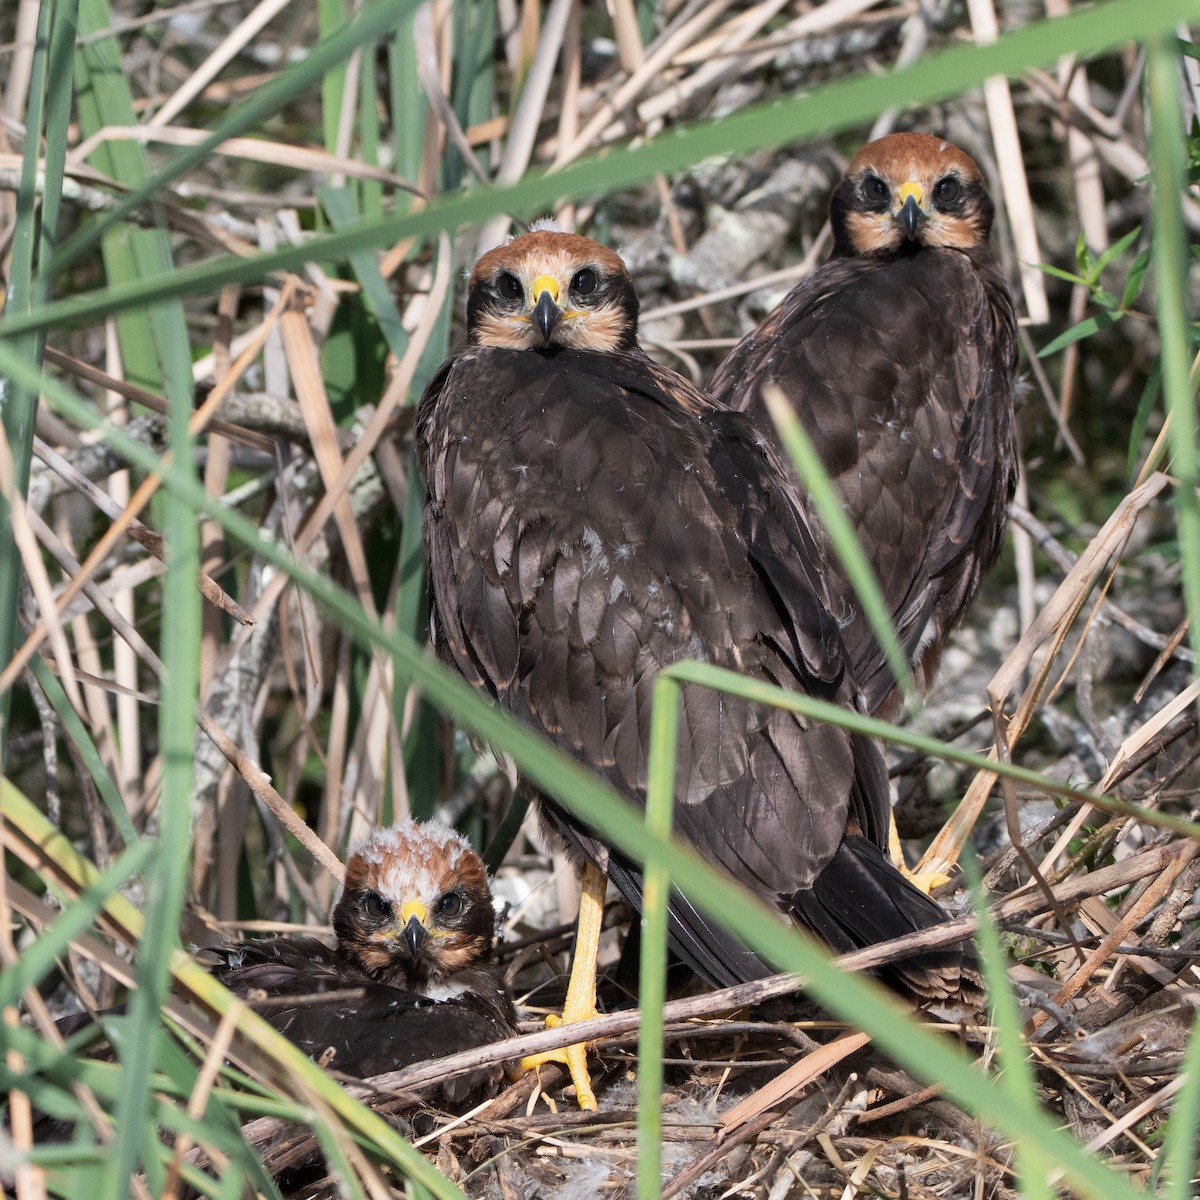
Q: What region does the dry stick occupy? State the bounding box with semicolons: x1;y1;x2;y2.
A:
67;126;422;196
0;892;119;1148
0;281;296;699
41;346;274;452
33;435;254;625
635;0;880;129
149;0;294;127
0;794;47;1200
1016;326;1085;465
2;0;38;131
280;303;380;621
718;1031;872;1134
1072;1076;1186;1166
967;0;1049;324
0;155;260;260
662;1110;780;1200
330;28;363;180
0;877;312;1127
1035;1048;1160;1160
1009;500;1191;660
1096;679;1200;793
21;502;343;883
610;0;646;71
200;283;241;704
551;1;583;231
101;331;144;815
1012;461;1036;644
1135;615;1193;702
1034;679;1200;877
206;236;450;853
26;508;162;672
1029;844;1198;1035
868;1;931;142
195;710;345;883
1047;10;1111;435
667;1074;858;1200
992;701;1081;962
1023;64;1200;232
551;0;733;167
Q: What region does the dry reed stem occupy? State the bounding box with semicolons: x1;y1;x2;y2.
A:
966;0;1049;325
148;0;295;128
718;1031;873;1133
69;126;423;194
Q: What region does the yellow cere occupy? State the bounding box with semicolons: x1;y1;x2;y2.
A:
531;273;559;303
897;181;924;207
401;898;428;926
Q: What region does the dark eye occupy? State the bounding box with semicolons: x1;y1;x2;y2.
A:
933;176;962;205
437;892;463;918
571;268;598;297
363;893;390;921
863;175;889;202
496;272;523;301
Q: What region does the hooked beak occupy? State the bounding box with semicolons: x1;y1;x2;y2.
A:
398;898;429;960
530;273;563;345
401;913;428;960
896;184;925;241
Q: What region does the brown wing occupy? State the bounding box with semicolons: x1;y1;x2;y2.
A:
418;345;892;985
213;938;516;1102
710;247;1018;714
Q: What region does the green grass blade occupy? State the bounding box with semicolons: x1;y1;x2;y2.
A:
70;0;206;1186
73;0;166;395
319;185;411;359
1147;36;1200;729
963;857;1053;1199
0;0;75;763
637;674;681;1200
105;297;201;1199
1161;1011;1200;1199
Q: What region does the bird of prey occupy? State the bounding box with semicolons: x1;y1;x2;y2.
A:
56;820;516;1112
416;227;980;1110
210;819;516;1101
710;132;1019;718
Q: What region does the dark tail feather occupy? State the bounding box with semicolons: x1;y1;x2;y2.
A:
790;836;983;1016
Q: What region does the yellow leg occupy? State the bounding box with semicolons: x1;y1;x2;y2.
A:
913;758;996;888
888;811;951;894
521;860;606;1111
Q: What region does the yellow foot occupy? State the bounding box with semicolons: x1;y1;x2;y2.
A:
889;813;952;894
521;860;609;1111
521;1007;601;1112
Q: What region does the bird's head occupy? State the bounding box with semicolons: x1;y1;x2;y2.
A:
466;229;640;352
830;132;994;258
332;819;497;993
